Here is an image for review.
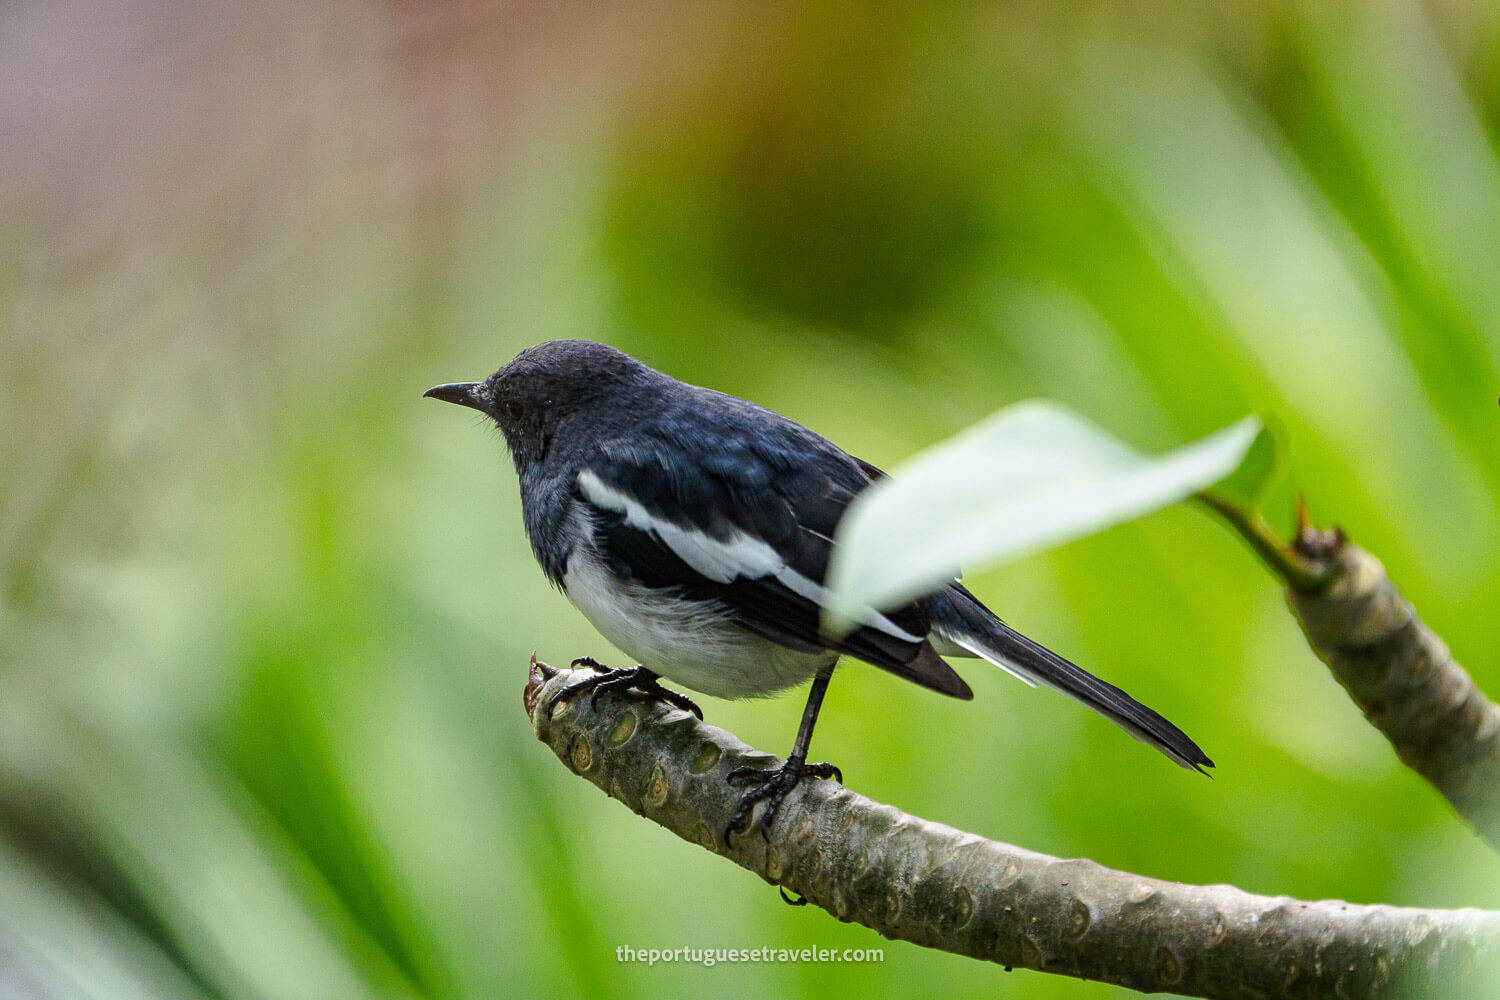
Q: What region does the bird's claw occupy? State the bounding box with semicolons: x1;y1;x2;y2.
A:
562;661;703;721
723;756;842;844
647;685;704;720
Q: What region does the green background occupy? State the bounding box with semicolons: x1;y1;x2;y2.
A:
4;2;1500;997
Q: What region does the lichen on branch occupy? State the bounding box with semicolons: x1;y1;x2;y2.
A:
524;662;1500;998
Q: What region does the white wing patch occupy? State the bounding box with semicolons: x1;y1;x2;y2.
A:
577;469;780;581
577;468;921;643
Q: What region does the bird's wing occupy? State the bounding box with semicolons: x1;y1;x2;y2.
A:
572;417;971;699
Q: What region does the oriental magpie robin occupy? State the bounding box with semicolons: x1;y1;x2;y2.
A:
426;340;1212;841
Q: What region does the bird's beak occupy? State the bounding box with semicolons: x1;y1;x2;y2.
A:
423;382;487;412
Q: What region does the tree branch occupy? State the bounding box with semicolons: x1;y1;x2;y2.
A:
523;662;1500;998
1207;502;1500;852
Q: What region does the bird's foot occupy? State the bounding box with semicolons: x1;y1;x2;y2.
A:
564;658;703;720
724;755;842;843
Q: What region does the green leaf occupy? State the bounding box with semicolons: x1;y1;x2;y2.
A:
821;402;1262;636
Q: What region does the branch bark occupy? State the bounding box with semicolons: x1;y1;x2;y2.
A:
523;662;1500;998
1207;501;1500;852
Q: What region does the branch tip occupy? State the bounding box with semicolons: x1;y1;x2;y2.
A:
1291;497;1344;562
524;656;557;716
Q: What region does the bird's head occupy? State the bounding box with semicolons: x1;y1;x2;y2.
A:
424;339;647;471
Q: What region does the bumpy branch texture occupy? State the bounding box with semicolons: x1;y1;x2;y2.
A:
524;663;1500;998
1279;529;1500;853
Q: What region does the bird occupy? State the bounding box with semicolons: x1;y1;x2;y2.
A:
425;339;1212;841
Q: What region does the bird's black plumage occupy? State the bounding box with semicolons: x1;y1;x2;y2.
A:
425;339;1212;838
572;392;970;699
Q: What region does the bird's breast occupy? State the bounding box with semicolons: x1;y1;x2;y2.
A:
560;543;832;700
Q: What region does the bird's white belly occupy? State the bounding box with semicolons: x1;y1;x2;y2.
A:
561;548;833;700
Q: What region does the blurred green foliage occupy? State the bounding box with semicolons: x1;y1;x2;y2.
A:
4;2;1500;998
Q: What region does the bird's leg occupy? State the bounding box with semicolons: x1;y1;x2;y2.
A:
564;658;703;720
724;664;842;843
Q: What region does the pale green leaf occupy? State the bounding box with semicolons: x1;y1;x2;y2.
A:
822;403;1262;636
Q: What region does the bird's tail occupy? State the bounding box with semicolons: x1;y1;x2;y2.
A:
929;584;1213;773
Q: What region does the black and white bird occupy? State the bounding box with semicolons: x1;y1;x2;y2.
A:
425;340;1211;840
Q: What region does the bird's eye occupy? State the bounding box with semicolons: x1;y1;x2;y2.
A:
503;400;524;420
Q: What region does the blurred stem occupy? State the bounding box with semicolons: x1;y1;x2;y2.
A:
1283;536;1500;853
524;663;1500;998
1195;493;1328;592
